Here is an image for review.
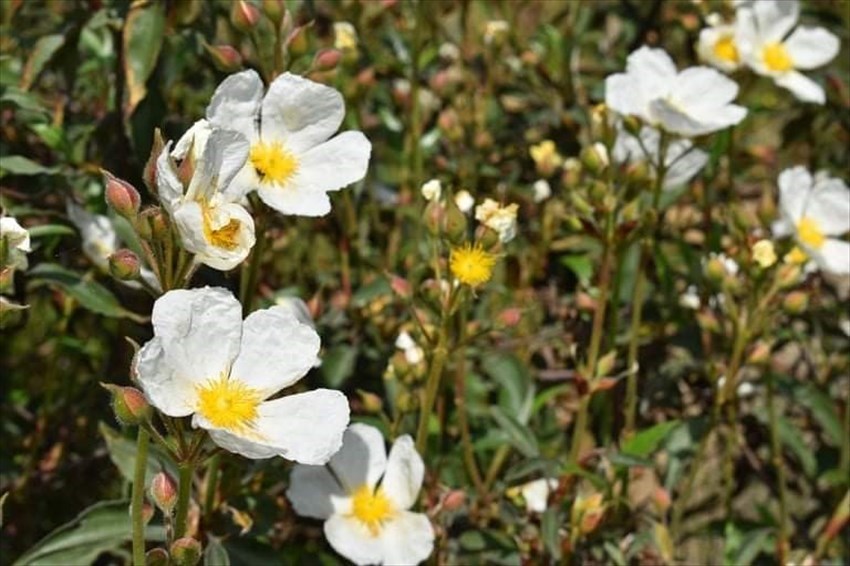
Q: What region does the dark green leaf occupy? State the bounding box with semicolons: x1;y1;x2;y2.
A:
621;420;679;458
541;508;561;560
205;536;231;566
321;345;358;388
490;406;539;458
0;155;58;177
122;0;165;116
21;34;65;90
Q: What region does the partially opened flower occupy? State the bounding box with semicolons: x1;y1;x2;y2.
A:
475;198;519;243
287;424;434;566
134;286;349;463
612;125;708;189
205;70;371;216
697;17;742;73
157;125;256;271
736;0;839;104
605;46;747;137
0;216;31;270
773;166;850;275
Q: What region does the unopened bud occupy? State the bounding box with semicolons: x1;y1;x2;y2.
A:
622;115;642;137
357;390;383;414
705;257;729;283
498;307;522;328
203;42;243;72
150;472;178;514
444;192;468;244
442;490;466;511
474;225;500;249
108;249;141;280
170;538;202;566
783;291;808;314
653;487;671;513
231;0;260;33
313;49;342;71
777;263;802;289
561;157;582;188
588;180;608;206
103;171;140;219
747;341;771;365
102;384;151;426
389;274;412;300
580;143;609;174
145;548;169;566
262;0;285;24
696;309;721;333
131;501;155;526
141;208;169;242
424;200;444;235
143;130;165;192
285;26;308;58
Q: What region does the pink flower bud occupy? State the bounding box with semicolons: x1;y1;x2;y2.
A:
103;170;140;219
108;249;141;280
170;538;202;566
498;307;522;327
389;275;412;300
442;490;466;511
145;548;169;566
203;42;243;73
102;384;151;426
231;0;260;33
143;130;164;192
313;49;342;71
150;472;178;514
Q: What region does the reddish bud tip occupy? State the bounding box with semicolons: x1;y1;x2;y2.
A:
497;307;522;328
102;384;151;426
442;490;466;511
103;171;140;219
108;249;141;280
203;42;243;73
231;0;260;33
313;49;342;71
150;471;178;514
170;538;202;566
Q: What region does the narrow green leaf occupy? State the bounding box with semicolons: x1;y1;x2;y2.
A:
0;155;58;177
621;420;679;458
122;0;165;116
490;406;539;458
21;34;65;90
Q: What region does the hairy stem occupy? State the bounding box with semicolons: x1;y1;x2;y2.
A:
766;372;789;562
131;428;150;566
173;461;194;540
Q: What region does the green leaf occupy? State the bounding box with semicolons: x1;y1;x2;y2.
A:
541;508;561;560
28;263;145;321
560;254;593;286
321;345;358;388
777;417;817;477
13;500;165;566
0;155;58;177
621;420;679;458
732;527;772;566
122;0;165;116
27;224;77;238
490;406;539;458
482;353;531;422
205;536;231;566
21;34;65;90
797;383;842;446
99;423;177;489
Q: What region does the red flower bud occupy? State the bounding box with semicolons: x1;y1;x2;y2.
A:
102;384;151;426
203;42;243;73
170;538;202;566
108;249;141;280
150;471;178;514
103;170;140;219
313;49;342;71
231;0;260;33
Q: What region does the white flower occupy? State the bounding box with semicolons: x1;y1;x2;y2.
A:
205;71;371;217
752;239;777;268
533;179;551;203
287;424;434;566
334;22;358;51
605;46;747;137
612;125;708;190
0;216;31;270
475;198;519;243
773;166;850;275
420;179;441;202
454;190;474;213
438;42;460;62
395;331;424;365
516;478;558;513
134;287;349;463
157;125;256;271
697;20;743;72
274;295;321;367
736;0;839;104
679;285;701;310
483;20;509;45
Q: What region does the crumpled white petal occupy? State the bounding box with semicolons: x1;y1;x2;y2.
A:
135;337;198;417
807;177;850;236
293;131;372;193
778;166;812;223
329;423;388;492
381;435;424;511
206;70;263;140
811;239;850;275
286;465;349;520
257;183;333;217
172;201;255;271
752;0;799;42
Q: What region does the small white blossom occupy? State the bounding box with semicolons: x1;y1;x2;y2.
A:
334;22;358;51
420;179;441;202
454;190;475;213
516;478;559;513
475;198;519;243
0;216;31;270
532;179;551;203
395;331;424;365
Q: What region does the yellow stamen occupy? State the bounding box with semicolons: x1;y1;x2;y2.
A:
796;216;825;249
195;374;261;433
713;35;739;63
350;485;394;536
202;205;241;250
249;141;298;185
785;246;808;265
762;42;793;72
450;243;497;287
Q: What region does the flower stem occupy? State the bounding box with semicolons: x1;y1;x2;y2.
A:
766;372;789;562
453;307;484;494
416;325;449;455
239;201;267;315
203;454;221;525
131;427;150;566
173;461;194;540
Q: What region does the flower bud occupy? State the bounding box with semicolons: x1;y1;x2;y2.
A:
474;225;500;249
705;256;729;283
622;115;642;137
357;390;383;414
313;49;342;72
140;208;169;242
442;490;466;511
231;0;260;33
170;538;202;566
444;192;468;244
580;143;609;174
262;0;285;25
783;291;808;314
103;170;140;219
203;42;243;72
747;340;772;365
653;487;671;513
131;501;155;526
150;471;178;514
285;25;309;58
776;263;802;289
424;200;444;235
143;130;165;192
561;157;582;188
497;307;522;328
108;249;141;280
102;384;151;426
145;548;169;566
389;274;412;300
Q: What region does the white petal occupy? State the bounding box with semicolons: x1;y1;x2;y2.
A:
186;129;250;202
324;515;383;566
649;99;711;137
605;73;644;118
329;423;388;493
261;73;345;154
772;218;794;238
287;464;348;520
173;202;255;271
380;435;424;511
784;27;840;70
663;143;708;189
206;70;263;140
778;166;812;223
520;478;557;513
813;239;850;275
292;131;371;193
257;184;332;217
155;142;184;213
775;71;825;104
172;119;212;162
627;46;677;101
209;389;349;463
671;67;740;114
134;337;197;417
230;306;321;398
753;0;799;42
379;511;435;566
807;176;850;236
150;287;243;382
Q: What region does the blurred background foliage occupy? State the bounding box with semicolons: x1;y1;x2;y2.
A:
1;0;849;564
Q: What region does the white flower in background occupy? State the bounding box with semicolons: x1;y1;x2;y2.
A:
395;331;424;365
612;125;709;190
605;46;747;137
773;166;850;275
511;478;558;513
533;179;551;203
438;42;460;62
679;285;701;310
158;126;256;271
334;22;358;51
205;71;371;216
454;190;474;213
420;179;441;202
0;216;32;270
483;20;509;45
697;16;743;73
736;0;839;104
287;424;434;566
475;198;519;243
134;287;349;463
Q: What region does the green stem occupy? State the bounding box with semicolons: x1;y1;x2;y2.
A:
766;373;789;563
173;461;194;539
131;428;150;566
203;454;221;524
454;307;484;495
239;203;267;315
416;324;449;455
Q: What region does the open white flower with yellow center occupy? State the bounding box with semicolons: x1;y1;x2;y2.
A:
736;0;839;104
612;125;708;190
475;198;519;243
287;424;434;566
605;46;747;137
773;166;850;275
1;216;32;270
697;18;742;73
157;125;256;271
134;286;349;463
204;70;371;217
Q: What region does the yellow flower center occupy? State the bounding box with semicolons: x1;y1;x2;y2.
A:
529;140;562;168
250;141;298;185
195;374;261;433
762;42;793;72
202;205;241;250
350;485;394;536
785;246;808;265
796;216;825;249
450;243;497;287
713;35;739;63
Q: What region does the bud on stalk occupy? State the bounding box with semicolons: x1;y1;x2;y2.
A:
103;170;141;219
231;0;260;33
170;538;202;566
101;384;151;426
109;249;141;280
